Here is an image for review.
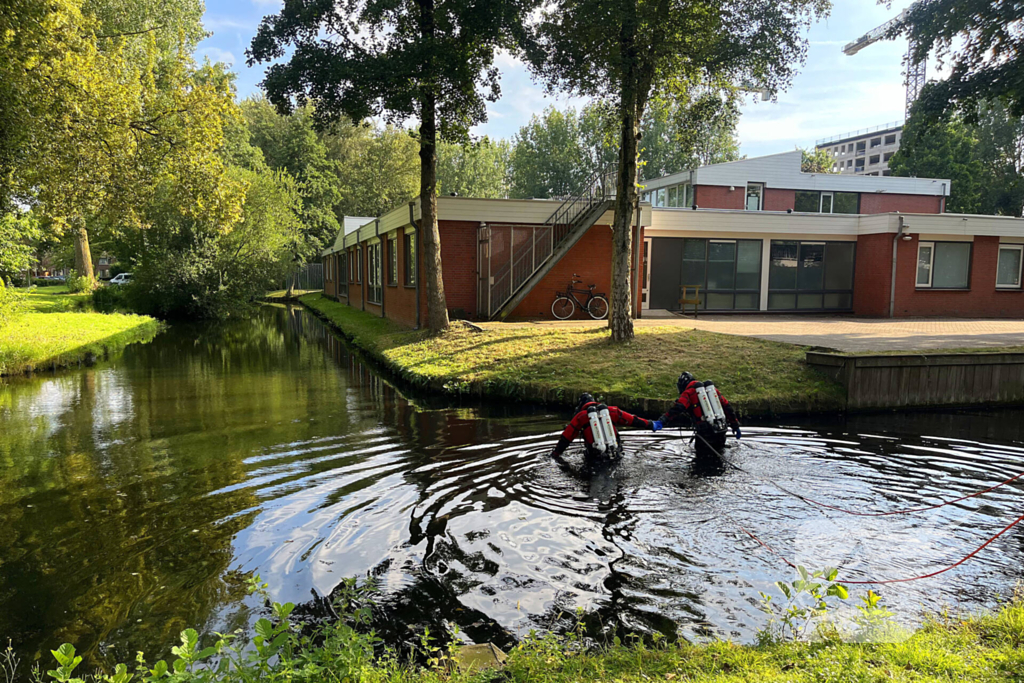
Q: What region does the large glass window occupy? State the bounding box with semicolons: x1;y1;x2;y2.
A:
387;236;398;285
917;241;971;289
404;232;417;286
678;238;761;310
339;253;348;297
768;240;855;310
745;183;764;211
368;242;382;303
833;192;858;214
794;191;857;214
997;245;1023;289
795;191;818;212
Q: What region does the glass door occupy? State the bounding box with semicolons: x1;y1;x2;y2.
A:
642;238;651;310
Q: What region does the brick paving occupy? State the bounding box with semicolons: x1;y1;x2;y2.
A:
485;312;1024;352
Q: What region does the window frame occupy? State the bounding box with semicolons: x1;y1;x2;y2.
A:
916;240;972;290
820;192;834;213
387;236;398;286
745;182;764;211
367;241;382;304
404;232;417;287
767;239;856;311
996;244;1024;290
339;252;348;297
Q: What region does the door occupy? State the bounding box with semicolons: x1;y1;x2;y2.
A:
641;238;652;310
649;238;684;310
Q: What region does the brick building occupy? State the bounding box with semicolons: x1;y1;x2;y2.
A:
323;152;1024;325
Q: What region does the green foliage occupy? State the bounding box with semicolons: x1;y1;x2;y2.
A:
437;138;512;198
899;0;1024;120
0;212;40;280
65;271;95;294
90;284;130;313
642;89;741;179
890;96;1024;216
757;566;848;644
800;147;835;174
0;280;26;326
510;106;596;198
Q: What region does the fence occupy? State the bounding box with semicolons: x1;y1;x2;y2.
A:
282;263;323;292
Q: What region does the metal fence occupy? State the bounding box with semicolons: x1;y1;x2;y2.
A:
282;263;323;291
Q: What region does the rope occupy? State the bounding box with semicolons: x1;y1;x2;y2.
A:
679;426;1024;584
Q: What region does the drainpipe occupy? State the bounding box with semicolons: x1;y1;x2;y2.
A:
889;215;906;318
377;219;385;319
409;201;421;330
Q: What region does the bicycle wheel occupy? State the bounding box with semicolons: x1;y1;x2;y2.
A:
587;295;609;320
552;296;575;320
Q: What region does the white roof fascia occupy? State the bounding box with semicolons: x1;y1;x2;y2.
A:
644;150;951;197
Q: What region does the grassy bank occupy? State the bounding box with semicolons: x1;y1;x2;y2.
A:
300;294;844;416
0;286;161;376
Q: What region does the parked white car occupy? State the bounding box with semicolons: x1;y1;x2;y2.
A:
109;273;133;285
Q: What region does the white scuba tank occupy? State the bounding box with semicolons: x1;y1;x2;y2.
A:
587;405;617;454
704;381;728;430
694;385;716;426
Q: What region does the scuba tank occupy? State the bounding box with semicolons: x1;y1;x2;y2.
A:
587;404;618;454
693;384;716;427
703;380;728;431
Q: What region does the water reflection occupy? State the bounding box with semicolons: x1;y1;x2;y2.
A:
2;306;1024;671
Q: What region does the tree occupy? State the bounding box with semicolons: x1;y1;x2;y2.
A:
437;138;511;198
250;0;538;333
897;0;1024;121
0;211;40;283
509;107;593;198
890;96;1024;216
801;147;835;174
640;89;741;180
530;0;828;341
338;124;420;217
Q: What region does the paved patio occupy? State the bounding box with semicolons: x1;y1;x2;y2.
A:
486;311;1024;352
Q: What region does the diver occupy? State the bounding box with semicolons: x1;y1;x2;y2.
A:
549;393;659;462
656;372;741;457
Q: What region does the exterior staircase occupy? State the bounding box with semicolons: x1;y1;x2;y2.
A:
481;165;616;321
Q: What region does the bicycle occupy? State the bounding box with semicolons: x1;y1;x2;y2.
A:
552;274;609;320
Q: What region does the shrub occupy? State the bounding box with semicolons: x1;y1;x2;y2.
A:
91;285;132;313
65;271;95;294
0;280;25;325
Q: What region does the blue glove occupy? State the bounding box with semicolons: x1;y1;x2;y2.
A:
732;425;742;440
651;420;663;432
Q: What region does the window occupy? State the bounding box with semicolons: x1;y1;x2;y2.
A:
869;155;880;165
768;240;855;310
367;242;382;303
882;170;892;177
916;241;971;289
387;236;398;285
870;137;882;148
404;232;417;286
745;182;764;211
883;152;894;162
854;161;865;172
856;141;866;154
885;134;897;145
833;192;859;214
997;244;1023;289
98;258;109;266
678;238;762;310
355;246;362;282
656;188;666;207
795;191;819;212
668;185;678;207
820;192;834;213
339;253;348;297
846;160;853;168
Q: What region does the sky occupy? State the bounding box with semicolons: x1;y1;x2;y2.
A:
196;0;927;158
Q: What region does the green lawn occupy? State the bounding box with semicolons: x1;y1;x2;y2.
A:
301;294;845;416
0;287;160;376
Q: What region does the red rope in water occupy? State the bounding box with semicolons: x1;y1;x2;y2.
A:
739;511;1024;584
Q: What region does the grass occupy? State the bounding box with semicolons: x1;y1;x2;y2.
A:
300;293;845;416
0;286;161;376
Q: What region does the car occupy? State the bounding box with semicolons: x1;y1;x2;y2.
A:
109;273;133;285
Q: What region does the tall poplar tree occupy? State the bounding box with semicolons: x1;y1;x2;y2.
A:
249;0;537;333
530;0;828;340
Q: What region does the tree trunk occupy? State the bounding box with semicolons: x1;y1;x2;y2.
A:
73;222;94;281
418;0;449;333
286;267;297;297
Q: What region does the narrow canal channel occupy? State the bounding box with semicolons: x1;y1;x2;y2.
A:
2;306;1024;669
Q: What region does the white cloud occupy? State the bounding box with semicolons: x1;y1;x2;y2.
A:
197;47;237;65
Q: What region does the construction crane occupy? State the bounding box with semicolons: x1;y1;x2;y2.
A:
843;2;926;118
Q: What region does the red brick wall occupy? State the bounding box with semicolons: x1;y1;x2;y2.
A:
892;235;1024;317
764;188;795;212
348;246;365;310
695;185;745;210
852;233;893;316
509;223;614;319
322;257;336;299
860;193;943;214
438;220;479;319
380;230;426;328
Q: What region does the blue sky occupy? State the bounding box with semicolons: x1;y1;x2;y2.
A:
197;0;923;158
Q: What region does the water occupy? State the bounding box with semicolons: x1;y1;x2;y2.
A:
3;306;1024;669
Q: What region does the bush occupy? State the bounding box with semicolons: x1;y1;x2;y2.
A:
91;284;132;313
65;270;95;294
0;280;26;325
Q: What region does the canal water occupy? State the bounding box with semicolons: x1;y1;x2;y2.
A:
2;306;1024;669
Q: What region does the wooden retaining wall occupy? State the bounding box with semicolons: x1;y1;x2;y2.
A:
806;351;1024;410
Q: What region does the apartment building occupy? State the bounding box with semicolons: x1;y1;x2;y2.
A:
816;122;903;176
